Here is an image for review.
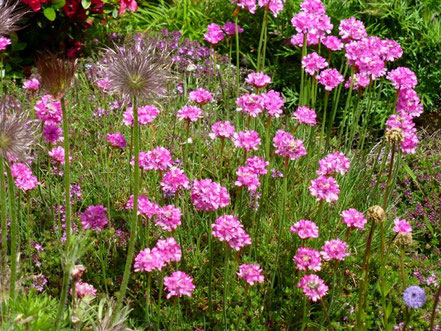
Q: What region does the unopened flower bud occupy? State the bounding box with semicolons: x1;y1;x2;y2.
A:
366;205;386;224
385;128;404;145
396;232;413;247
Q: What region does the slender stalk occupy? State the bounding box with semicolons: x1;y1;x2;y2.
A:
300;33;308;106
430;284;441;330
146;273;152;324
257;9;269;71
0;156;7;267
320;298;334;330
320;91;330;150
223;249;230;328
208;217;214;315
399;248;407;289
6;166;17;299
61;97;71;245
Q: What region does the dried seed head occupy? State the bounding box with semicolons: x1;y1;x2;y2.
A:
36;52;76;98
0;0;29;36
396;232;413;247
70;264;87;282
385;128;404;145
366;205;386;224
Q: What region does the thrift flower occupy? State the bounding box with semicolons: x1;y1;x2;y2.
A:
393;218;412;234
43;123;63;144
0;36;11;51
273;130;306;160
294;247;322;271
236;93;264;118
293;106;317;126
160;167;190;197
126;195;159;219
233;130;261;151
209;121;235;139
258;0;285;16
290;220;319;239
49;146;70;165
387;67;418;90
155;205;182;232
135;147;172;171
23;78;40;91
212;215;252;251
10;162;40;191
235;166;261;192
321;239;350;261
189;88;213;105
73;282;97;299
309;175;340;202
134;248;165;272
321;36;343;51
122;105;159;126
302;52;328;76
317;68;344;91
261;90;284;117
35;95;62;124
237;264;264;285
245;156;269;175
81;205;108;232
338;17;367;41
297;274;328;302
106;132;127;149
191;179;230;211
223;21;244;35
177;106;203;122
316;152;350;176
233;0;257;14
155;237;182;262
341;208;367;230
164;271;195;299
245;72;272;88
204;23;225;45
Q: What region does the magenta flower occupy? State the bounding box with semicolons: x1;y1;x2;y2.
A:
49;146;70;165
164;271;195;299
258;0;285;16
209;121;236;139
191;179;230;211
204;23;225;45
106;132;127;149
0;36;11;51
43;123;63;144
235;166;261;192
177;106;203;122
154;205;182;232
96;78;111;92
233;130;261;151
393;218;412;234
134;248;165;272
10;163;40;191
341;208;367;230
294;247;322;271
160;167;190;197
155;237;182;263
321;238;350;261
297;274;328;302
381;39;403;62
387;67;418;90
134;147;173;171
321;36;343;51
126;195;159;219
345;73;370;90
309;175;340;202
233;0;257;14
245;156;269;175
245;72;272;88
122;105;159;126
290;32;320;47
302;52;328;76
290;220;319;239
72;282;97;299
317;152;350;176
293;106;317;126
291;11;318;34
223;21;244;35
237;264;264;285
189;88;214;105
23;78;40;91
236;93;264;118
81;205;108;232
396;89;423;118
338;17;367;41
273;130;307;160
386;114;419;154
261;90;284;117
317;68;344;91
300;0;326;14
35;95;62;124
212;215;251;251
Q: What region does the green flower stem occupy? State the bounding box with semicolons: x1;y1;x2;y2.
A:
0;155;7;267
320;298;334;331
300;33;308;106
257;9;269;71
399;248;407;289
146;273;152;324
430;284;441;330
223;248;230;328
6;166;17;299
320;91;330;150
208;217;214;315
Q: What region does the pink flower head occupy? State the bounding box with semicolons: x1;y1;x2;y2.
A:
290;32;320;47
317;152;350;176
309;175;340;202
189;88;213;105
258;0;285;16
122;105;159;126
233;0;257;13
49;146;70;165
235;166;261;192
387;67;418;90
386;114;419;154
119;0;138;15
273;130;307;160
10;163;40;191
396;89;423;118
191;179;230;211
393;218;412;234
223;21;244;35
381;39;403;62
245;72;272;88
204;23;225;45
96;78;111;92
297;274;328;302
236;93;264;117
294;247;322;271
209;121;236;139
155;237;182;263
160;167;190;197
23;78;40;91
321;239;350;261
233;130;261;151
317;68;344;91
106;132;127;149
126;195;159;219
302;52;328;76
300;0;326;14
164;271;195;299
321;36;343;51
42;123;63;144
134;147;173;171
35;95;62;124
134;248;165;272
261;90;284;117
290;219;319;239
73;282;97;299
177;106;203;122
212;215;251;251
81;205;108;232
155;205;182;232
345;73;371;90
338;17;367;41
245;156;269;175
0;36;11;51
237;264;264;285
341;208;367;230
293;106;317;126
291;12;318;34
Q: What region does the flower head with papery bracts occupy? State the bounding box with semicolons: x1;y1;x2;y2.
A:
155;237;182;263
134;248;165;272
294;247;322;271
309;175;340;202
393;218;412;234
261;90;284;117
133;147;173;171
345;73;371;90
273;130;306;160
10;162;39;191
126;195;159;219
212;215;251;251
321;239;350;261
236;93;264;118
235;166;261;192
154;205;182;232
81;205;108;232
233;130;261;151
160;167;190;197
0;36;11;51
245;72;272;88
403;286;426;309
321;36;343;51
204;23;225;45
233;0;257;14
35;95;62;124
106;132;127;149
123;105;159;126
302;52;328;76
237;264;264;285
164;271;195;299
72;282;97;299
396;89;423;118
317;152;350;176
23;78;40;91
191;179;230;211
385;114;419;154
317;69;344;91
258;0;285;17
49;146;70;165
341;208;366;230
338;17;367;41
245;156;269;175
293;106;317;126
387;67;418;90
189;88;213;105
300;0;325;14
209;121;236;139
297;274;328;302
290;220;319;239
177;106;203;122
223;22;244;35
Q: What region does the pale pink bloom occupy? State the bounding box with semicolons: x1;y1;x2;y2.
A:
317;68;344;91
204;23;225;45
212;215;251;251
160;167;190;197
164;271;195;299
191;179;230;211
290;220;319;239
236;93;264;117
35;95;62;124
297;274;328;302
309;175;340;202
155;205;182;232
300;0;326;14
341;208;366;230
155;237;182;262
321;238;350;261
235;166;261;192
338;17;367;41
189;88;213;105
43;123;63;144
126;195;159;219
10;163;40;191
302;52;328;75
245;156;269;175
177;106;203;122
237;264;264;285
396;89;423;118
261;90;284;117
273;130;306;160
81;205;108;232
232;0;257;13
245;72;272;88
72;282;97;299
23;78;40;91
0;36;11;51
294;247;322;271
387;67;418;90
317;152;350;176
386;114;419;154
96;78;111;92
223;21;244;35
134;248;165;272
293;106;317;126
122;105;159;126
233;130;261;151
393;218;412;234
291;12;318;34
106;132;127;149
345;73;370;90
321;36;343;51
258;0;285;16
49;146;70;165
381;39;403;62
290;32;320;47
119;0;138;15
209;121;236;139
133;147;172;171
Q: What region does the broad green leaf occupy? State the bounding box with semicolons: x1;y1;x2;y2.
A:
82;0;91;10
43;7;56;21
52;0;65;9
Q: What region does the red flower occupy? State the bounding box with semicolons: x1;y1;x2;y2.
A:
119;0;137;15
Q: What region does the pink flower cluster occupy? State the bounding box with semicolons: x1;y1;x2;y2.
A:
212;215;251;251
294;247;322;271
233;130;261;151
189;88;213;105
223;22;244;35
297;274;328;302
309;175;340;202
204;23;225;45
387;67;417;90
233;0;257;14
293;106;317;126
245;72;272;88
126;195;159;219
177;106;203;122
341;208;367;230
339;17;367;41
236;93;264;118
35;95;62;124
160;167;190;197
237;264;264;285
42;123;63;144
316;152;350;176
191;179;230;211
235;156;268;192
23;78;40;91
317;68;344;91
106;132;127;149
321;239;350;261
273;130;307;160
385;115;419;154
154;204;182;232
49;146;70;165
290;219;319;239
0;36;11;51
261;90;284;117
122;105;159;126
302;52;328;76
321;36;343;51
396;88;423;118
73;282;97;299
163;271;195;299
393;218;412;234
345;73;371;90
209;121;236;139
258;0;285;17
134;237;181;272
133;147;173;171
10;163;40;191
81;205;108;232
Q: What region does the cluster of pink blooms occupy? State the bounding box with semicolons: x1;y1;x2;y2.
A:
42;123;63;144
133;147;173;171
72;282;97;299
223;22;244;36
189;88;213;105
257;0;285;16
212;215;251;251
321;36;343;51
160;167;190;197
345;73;371;90
309;175;340;202
297;274;328;302
317;152;350;176
237;264;264;285
245;156;269;175
233;130;261;151
204;23;225;45
245;72;272;88
396;88;423;118
106;132;127;149
393;218;412;234
294;247;322;271
0;36;11;51
273;130;307;160
209;121;236;140
122;105;159;126
233;0;257;14
177;106;203;122
302;52;328;76
96;78;111;92
80;205;108;232
341;208;367;230
49;146;70;165
22;78;40;91
126;195;159;219
387;67;418;90
317;69;344;91
261;90;284;117
236;93;264;118
339;17;367;41
154;204;182;232
134;237;181;272
35;95;64;144
293;106;317;126
321;239;350;261
385;114;419;154
191;179;230;211
163;271;195;299
10;163;40;191
235;166;261;192
290;219;319;239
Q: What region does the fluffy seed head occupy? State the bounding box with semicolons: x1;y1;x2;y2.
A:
395;232;413;247
385;128;404;145
0;0;29;36
366;205;386;224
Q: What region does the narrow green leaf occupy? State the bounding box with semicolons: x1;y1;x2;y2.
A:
402;161;424;193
